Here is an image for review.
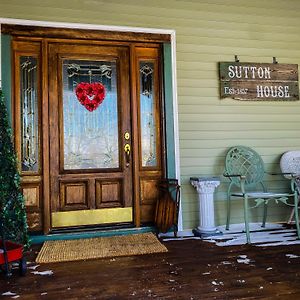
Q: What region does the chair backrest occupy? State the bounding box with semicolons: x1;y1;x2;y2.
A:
225;146;265;187
280;151;300;178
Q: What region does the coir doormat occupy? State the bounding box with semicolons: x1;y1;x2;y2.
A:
35;232;168;263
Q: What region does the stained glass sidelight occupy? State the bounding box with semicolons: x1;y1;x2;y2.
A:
20;57;39;172
62;60;119;170
140;62;157;167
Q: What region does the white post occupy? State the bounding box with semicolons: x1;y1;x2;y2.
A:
190;177;222;238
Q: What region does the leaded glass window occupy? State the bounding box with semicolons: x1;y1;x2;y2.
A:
62;60;119;170
20;56;39;172
140;62;157;167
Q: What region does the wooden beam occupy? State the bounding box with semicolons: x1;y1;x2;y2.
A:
1;24;171;43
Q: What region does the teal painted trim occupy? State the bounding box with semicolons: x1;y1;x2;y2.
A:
29;226;155;244
163;43;176;179
1;34;12;124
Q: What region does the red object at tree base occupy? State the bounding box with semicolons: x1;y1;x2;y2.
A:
0;240;23;265
0;240;26;277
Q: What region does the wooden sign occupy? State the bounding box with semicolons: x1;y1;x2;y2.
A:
219;62;299;101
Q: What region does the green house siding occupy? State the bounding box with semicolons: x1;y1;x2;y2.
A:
1;0;300;230
1;34;12;122
163;43;176;179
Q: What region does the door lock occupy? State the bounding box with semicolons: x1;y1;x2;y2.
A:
124;144;131;167
124;132;130;140
124;144;131;154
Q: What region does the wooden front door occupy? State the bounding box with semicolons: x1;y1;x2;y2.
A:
11;31;165;232
48;43;133;228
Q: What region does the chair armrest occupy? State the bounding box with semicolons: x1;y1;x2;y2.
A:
268;172;300;182
223;173;246;193
223;173;246;180
288;173;300;178
266;172;295;176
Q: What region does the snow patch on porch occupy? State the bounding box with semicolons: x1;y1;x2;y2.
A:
161;223;300;247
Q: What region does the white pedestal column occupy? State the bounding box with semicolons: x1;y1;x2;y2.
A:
190;177;222;238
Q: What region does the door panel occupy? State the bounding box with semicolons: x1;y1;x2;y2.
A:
60;180;89;210
49;43;132;228
95;179;123;208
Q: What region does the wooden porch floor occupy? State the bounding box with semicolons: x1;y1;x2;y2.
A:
1;237;300;299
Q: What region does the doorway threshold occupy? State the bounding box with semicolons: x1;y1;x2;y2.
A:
29;226;155;244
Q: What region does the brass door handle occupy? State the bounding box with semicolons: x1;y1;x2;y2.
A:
124;144;131;167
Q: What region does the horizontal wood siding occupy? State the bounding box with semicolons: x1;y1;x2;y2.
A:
1;0;300;230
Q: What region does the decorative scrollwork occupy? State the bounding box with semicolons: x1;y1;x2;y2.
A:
252;196;289;209
66;63;112;79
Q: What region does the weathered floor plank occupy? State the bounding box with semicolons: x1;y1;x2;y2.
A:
1;238;300;299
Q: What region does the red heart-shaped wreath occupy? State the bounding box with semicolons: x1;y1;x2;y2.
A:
75;82;106;112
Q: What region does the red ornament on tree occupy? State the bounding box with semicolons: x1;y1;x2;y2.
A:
75;82;106;112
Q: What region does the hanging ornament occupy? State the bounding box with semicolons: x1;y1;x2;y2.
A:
75;82;106;112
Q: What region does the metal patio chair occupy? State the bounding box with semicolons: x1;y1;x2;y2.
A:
224;146;300;244
280;151;300;225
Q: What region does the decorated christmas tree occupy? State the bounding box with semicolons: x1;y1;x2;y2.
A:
0;88;29;247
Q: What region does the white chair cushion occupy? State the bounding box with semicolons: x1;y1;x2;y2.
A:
280;151;300;178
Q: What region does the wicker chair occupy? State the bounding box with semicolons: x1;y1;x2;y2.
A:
224;146;300;244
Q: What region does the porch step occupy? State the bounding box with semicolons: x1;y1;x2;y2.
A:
29;226;155;244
